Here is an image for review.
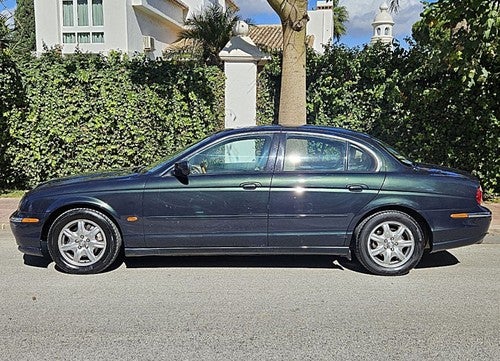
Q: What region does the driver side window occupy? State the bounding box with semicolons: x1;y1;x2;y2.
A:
187;135;273;174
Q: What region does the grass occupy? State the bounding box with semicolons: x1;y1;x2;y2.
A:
0;189;26;198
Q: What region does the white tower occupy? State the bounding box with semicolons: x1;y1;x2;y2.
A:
370;2;394;46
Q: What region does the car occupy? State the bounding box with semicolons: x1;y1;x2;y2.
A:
10;125;491;275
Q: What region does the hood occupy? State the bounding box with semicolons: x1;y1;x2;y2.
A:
34;168;138;191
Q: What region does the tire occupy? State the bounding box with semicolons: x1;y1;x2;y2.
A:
354;210;424;276
47;208;122;274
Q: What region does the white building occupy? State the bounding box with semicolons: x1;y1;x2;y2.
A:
307;0;334;53
34;0;237;58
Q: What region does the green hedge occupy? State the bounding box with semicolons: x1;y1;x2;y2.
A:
5;50;224;188
257;44;499;195
1;44;498;195
0;50;25;188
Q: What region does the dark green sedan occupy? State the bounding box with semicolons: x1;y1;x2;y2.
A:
10;126;492;275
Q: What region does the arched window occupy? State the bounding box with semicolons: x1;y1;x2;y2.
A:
384;27;390;35
377;27;381;35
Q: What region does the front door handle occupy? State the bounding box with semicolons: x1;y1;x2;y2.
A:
240;182;261;190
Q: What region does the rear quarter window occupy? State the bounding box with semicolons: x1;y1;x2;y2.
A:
347;143;378;172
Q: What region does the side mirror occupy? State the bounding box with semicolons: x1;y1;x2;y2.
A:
174;161;190;177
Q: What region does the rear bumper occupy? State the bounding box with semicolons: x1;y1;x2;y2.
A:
429;209;491;253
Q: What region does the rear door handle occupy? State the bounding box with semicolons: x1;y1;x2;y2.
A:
347;184;367;192
240;182;261;190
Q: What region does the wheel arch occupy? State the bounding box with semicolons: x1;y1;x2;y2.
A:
349;205;433;250
41;200;122;243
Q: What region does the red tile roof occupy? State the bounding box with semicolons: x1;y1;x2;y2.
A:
248;25;283;50
249;25;314;51
165;25;314;52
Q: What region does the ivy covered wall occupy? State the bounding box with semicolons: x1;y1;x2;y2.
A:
0;41;498;195
257;44;499;195
2;50;224;188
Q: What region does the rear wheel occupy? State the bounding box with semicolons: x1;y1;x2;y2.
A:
355;211;424;276
47;208;122;274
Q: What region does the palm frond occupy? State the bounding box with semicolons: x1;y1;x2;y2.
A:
177;4;240;66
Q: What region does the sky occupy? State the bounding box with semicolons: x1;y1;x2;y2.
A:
238;0;426;47
1;0;428;47
0;0;16;27
0;0;15;13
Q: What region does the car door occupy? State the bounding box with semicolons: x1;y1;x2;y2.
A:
143;133;278;248
268;133;385;247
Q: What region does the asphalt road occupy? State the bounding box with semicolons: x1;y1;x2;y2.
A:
1;230;499;361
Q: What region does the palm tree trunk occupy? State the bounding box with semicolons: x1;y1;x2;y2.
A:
268;0;308;126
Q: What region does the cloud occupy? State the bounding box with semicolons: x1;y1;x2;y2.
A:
339;0;423;44
0;6;16;28
238;0;320;18
237;0;274;17
237;0;281;25
393;1;424;37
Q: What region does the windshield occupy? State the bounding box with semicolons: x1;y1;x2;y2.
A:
144;139;203;173
375;139;414;166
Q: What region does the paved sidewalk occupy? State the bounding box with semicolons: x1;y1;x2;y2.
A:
0;198;20;231
1;197;499;241
485;201;500;242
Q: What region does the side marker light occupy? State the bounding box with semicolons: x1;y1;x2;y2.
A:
450;213;468;219
21;218;40;223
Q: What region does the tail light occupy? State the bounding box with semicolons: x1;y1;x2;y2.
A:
475;186;483;205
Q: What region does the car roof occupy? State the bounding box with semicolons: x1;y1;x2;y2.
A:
219;125;377;144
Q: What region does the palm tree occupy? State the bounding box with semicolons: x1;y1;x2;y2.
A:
0;14;10;51
177;5;240;67
389;0;400;12
332;0;349;42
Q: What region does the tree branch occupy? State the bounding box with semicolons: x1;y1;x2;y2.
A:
267;0;309;31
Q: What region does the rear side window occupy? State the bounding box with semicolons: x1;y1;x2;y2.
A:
347;144;377;171
283;136;346;172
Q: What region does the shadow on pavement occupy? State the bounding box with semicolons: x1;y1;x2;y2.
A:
22;250;460;274
124;250;460;274
125;255;345;270
416;250;459;269
23;254;52;268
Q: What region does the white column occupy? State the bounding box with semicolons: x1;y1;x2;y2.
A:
223;62;257;128
219;21;268;129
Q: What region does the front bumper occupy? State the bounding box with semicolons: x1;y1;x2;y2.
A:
10;210;48;257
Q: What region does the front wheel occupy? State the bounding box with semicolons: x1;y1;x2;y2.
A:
354;211;424;276
47;208;122;274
